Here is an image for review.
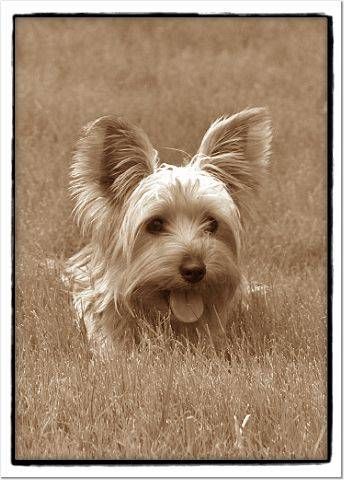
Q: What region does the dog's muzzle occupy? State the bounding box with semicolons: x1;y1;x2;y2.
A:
179;257;206;284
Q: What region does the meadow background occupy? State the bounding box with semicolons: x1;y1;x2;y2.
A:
15;17;328;460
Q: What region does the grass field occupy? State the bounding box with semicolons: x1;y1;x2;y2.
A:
15;17;328;460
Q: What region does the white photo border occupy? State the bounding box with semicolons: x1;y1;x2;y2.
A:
1;1;341;478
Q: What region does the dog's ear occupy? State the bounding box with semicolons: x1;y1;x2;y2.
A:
193;107;272;212
71;115;157;236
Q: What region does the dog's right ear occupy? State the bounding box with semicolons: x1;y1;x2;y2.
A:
192;108;272;215
70;116;157;236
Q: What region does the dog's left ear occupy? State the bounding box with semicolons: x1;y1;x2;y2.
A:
193;107;272;211
71;115;158;237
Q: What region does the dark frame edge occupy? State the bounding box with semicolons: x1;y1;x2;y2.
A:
11;12;334;467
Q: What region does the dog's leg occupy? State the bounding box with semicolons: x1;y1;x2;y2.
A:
84;305;136;358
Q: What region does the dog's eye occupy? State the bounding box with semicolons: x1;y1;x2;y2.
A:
146;217;165;234
204;216;218;233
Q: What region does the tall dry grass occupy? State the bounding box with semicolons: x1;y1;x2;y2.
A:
15;16;328;460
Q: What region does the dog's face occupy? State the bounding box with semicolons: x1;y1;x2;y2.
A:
71;109;272;324
119;163;242;323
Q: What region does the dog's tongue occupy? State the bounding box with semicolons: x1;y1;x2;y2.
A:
170;291;204;323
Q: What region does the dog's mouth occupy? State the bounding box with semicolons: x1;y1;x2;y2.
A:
168;290;204;324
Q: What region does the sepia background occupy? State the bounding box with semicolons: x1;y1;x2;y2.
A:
15;17;328;460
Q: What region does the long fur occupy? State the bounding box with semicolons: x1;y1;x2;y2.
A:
66;108;272;354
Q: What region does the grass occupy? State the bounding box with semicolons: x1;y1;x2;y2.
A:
15;17;328;460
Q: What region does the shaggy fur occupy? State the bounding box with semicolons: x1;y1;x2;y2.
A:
66;108;272;354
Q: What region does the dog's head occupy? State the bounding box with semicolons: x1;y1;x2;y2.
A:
71;108;272;324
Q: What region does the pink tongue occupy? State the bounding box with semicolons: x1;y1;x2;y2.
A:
170;291;204;323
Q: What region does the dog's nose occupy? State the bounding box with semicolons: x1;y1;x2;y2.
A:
179;258;206;283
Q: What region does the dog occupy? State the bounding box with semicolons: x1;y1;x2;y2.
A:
66;108;272;354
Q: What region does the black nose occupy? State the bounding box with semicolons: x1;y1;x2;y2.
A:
179;258;206;283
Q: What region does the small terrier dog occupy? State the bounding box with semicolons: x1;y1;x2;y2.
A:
66;108;272;354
